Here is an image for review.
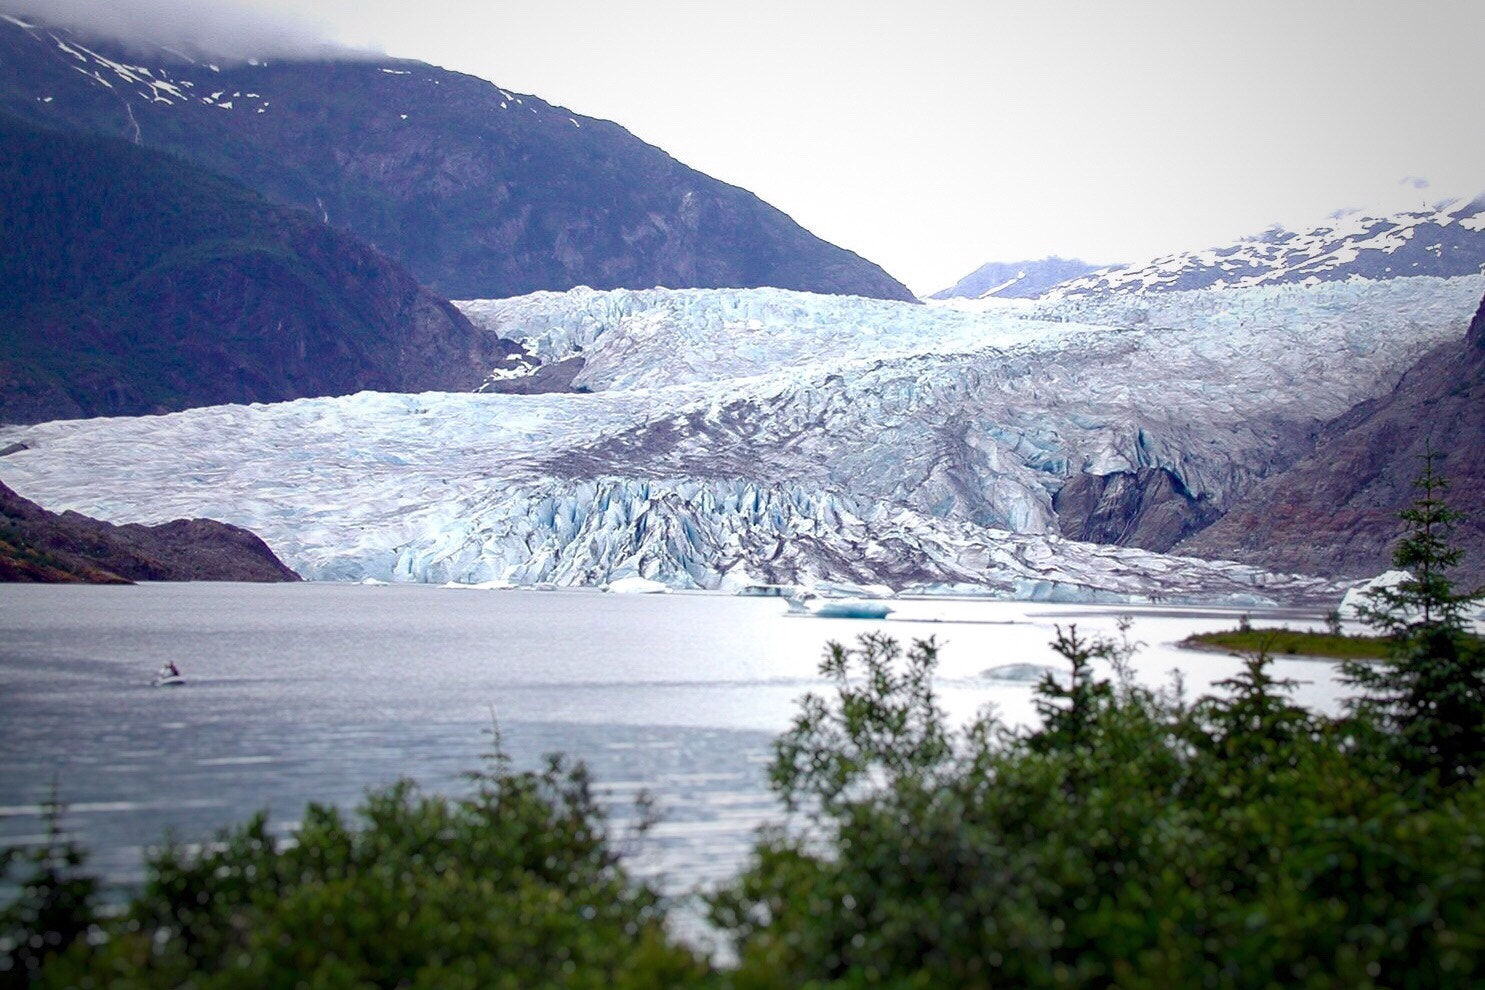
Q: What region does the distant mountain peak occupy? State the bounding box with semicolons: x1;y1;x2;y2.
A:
928;257;1106;301
1047;197;1485;297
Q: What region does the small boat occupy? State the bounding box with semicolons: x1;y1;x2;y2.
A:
152;665;185;687
785;592;893;620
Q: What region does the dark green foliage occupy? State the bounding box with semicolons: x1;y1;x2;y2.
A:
1028;625;1117;755
1184;627;1392;660
1193;654;1312;772
769;634;952;816
0;115;274;313
0;793;97;989
19;754;710;989
1352;453;1483;633
1344;453;1485;787
713;630;1485;988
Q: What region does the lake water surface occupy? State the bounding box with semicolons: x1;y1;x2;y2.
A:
0;583;1346;899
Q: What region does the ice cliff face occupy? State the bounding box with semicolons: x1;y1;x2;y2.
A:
0;409;1331;604
3;276;1479;602
1049;197;1485;297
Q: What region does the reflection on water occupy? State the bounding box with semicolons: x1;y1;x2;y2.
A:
0;583;1343;898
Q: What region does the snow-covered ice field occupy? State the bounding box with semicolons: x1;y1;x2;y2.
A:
2;276;1479;601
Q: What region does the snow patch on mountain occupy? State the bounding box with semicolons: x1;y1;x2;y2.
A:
8;18;557;122
1049;198;1485;297
928;257;1105;301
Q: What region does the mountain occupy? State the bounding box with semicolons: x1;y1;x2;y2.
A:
1049;199;1485;297
0;478;298;582
0;112;518;424
3;276;1478;601
928;257;1104;300
0;14;914;303
1177;291;1485;588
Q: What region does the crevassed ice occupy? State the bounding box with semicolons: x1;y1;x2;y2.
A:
3;277;1480;601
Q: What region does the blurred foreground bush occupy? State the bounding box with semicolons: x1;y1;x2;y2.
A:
3;753;712;989
710;631;1484;988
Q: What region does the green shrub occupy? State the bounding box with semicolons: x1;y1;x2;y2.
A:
20;753;711;989
712;629;1485;988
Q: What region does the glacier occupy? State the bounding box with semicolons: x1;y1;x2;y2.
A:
2;275;1480;603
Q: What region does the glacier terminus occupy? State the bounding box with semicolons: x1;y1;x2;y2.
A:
2;275;1481;605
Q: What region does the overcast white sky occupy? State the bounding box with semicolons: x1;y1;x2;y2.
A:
19;0;1485;293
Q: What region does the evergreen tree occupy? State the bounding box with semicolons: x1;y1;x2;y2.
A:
1028;624;1115;755
1343;451;1485;786
1196;651;1312;771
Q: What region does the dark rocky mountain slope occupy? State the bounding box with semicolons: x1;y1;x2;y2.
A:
1178;292;1485;587
0;478;298;582
0;15;913;303
0;112;517;424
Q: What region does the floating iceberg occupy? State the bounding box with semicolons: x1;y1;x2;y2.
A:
785;593;893;619
981;663;1064;684
440;579;516;591
605;575;671;594
1339;570;1414;620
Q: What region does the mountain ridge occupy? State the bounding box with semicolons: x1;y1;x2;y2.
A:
0;16;914;303
1047;198;1485;297
929;257;1104;300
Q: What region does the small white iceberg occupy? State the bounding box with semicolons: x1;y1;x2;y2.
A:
1339;570;1411;619
785;592;893;619
981;663;1063;684
605;576;671;594
440;579;517;591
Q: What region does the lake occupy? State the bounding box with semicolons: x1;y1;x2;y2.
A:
0;583;1347;901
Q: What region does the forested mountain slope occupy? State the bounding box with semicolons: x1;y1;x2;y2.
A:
0;15;913;302
0;113;514;423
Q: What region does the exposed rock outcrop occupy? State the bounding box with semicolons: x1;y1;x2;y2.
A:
0;479;299;583
1179;293;1485;586
1054;468;1222;553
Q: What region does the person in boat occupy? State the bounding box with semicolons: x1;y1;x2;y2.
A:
159;661;180;679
